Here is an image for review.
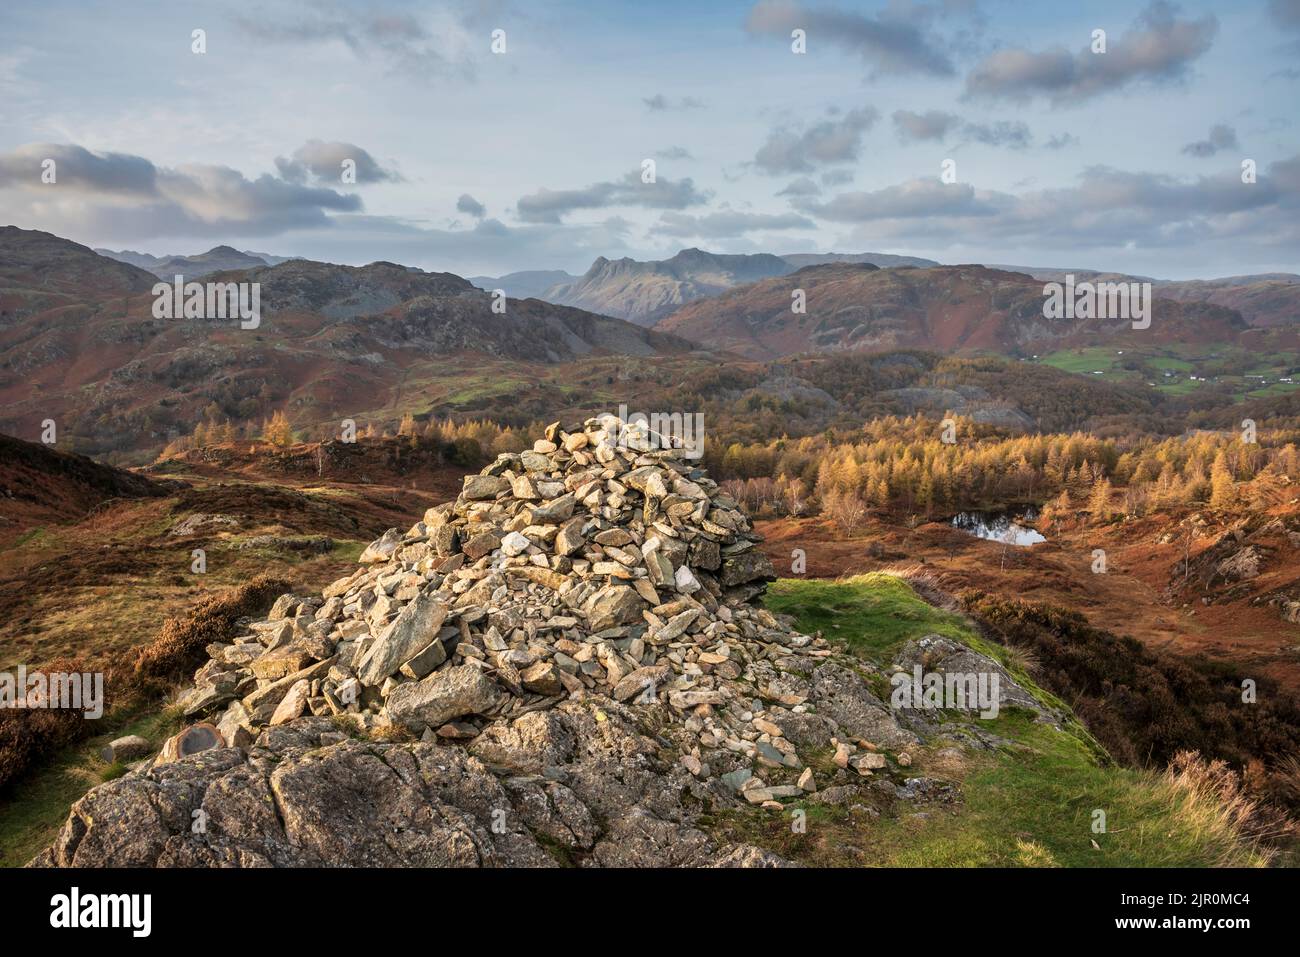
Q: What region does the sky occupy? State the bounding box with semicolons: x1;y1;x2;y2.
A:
1;0;1298;278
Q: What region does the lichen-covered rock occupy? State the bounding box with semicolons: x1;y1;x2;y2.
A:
809;663;919;750
39;709;776;868
385;664;500;732
890;633;1053;720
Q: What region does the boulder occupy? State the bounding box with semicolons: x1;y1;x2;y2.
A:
385;665;500;731
359;529;402;564
357;592;448;686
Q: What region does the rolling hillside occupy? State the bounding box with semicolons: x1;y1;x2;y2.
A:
657;263;1250;359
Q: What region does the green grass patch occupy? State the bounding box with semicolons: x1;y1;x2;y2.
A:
0;707;183;867
1037;348;1124;376
9;527;48;550
768;574;1102;755
873;715;1266;867
765;572;976;665
737;575;1264;867
712;713;1266;867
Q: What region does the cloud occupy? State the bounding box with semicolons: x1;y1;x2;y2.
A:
753;107;878;174
234;2;483;78
892;110;1031;149
0;143;158;194
1181;124;1238;157
777;177;821;197
274;140;402;184
792;156;1300;263
0;142;644;274
892;109;960;141
964;1;1217;105
745;0;956;77
0;142;360;239
655;146;695;160
643;94;706;111
515;170;712;223
457;193;486;218
797;178;996;221
1269;1;1300;59
820;169;855;186
1044;132;1080;150
650;209;816;238
272;213;641;277
1269;0;1300;31
962;120;1032;149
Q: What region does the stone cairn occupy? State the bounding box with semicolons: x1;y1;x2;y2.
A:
176;414;894;803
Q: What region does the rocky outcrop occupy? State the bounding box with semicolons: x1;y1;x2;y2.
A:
35;706;797;868
891;635;1048;717
1215;546;1261;582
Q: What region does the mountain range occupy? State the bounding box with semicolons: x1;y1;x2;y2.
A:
95;245;297;278
0;228;693;457
466;269;575;301
4;224;1298;460
472;248;942;325
90;242;1298;333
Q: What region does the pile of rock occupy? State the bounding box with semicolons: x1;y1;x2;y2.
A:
42;415;963;867
181;414;845;772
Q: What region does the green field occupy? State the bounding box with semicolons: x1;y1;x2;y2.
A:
1036;344;1300;400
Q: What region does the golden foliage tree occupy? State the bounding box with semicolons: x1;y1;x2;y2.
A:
261;410;294;447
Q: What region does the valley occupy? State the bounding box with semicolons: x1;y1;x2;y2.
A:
9;0;1300;913
756;508;1300;687
3;225;1300;874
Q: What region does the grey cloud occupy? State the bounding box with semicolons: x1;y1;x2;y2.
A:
893;109;960;141
962;120;1031;149
0;142;361;240
777;177;821;196
745;0;956;77
1269;0;1300;55
457;193;487;217
820;169;855;186
1044;132;1080;150
797;178;995;221
965;2;1217;105
275;140;402;184
656;146;695;160
1269;0;1300;31
753;107;878;174
644;94;706;111
0;143;157;194
650;210;816;238
794;155;1300;259
234;3;480;77
892;111;1030;149
515;170;712;224
1181;124;1238;157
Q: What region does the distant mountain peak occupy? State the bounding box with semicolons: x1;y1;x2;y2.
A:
548;249;797;325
